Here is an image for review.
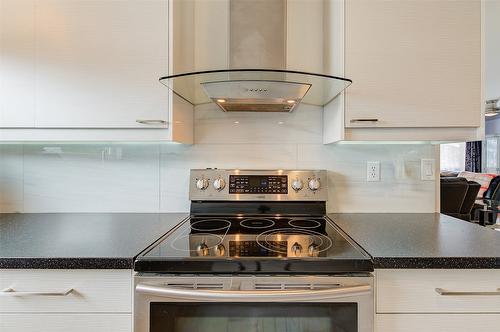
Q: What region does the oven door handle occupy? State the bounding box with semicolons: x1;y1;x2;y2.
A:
136;283;371;301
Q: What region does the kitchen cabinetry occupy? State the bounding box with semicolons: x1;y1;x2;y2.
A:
0;0;192;142
375;269;500;332
376;314;500;332
1;0;484;143
333;0;483;142
0;314;131;332
0;269;132;332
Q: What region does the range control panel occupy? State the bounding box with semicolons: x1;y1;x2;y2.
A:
229;240;287;257
229;175;288;194
189;169;327;201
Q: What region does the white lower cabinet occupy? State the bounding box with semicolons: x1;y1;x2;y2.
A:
375;269;500;332
0;313;132;332
0;269;132;313
376;314;500;332
0;269;132;332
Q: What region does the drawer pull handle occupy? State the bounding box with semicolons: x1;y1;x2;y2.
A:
1;287;74;297
350;118;379;123
435;288;500;296
136;119;167;125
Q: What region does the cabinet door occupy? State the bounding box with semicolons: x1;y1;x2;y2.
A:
377;269;500;314
376;314;500;332
10;0;168;128
0;0;36;127
0;314;131;332
0;269;132;313
345;0;481;128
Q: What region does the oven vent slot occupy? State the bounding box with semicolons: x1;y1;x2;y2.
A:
164;283;224;290
254;283;342;290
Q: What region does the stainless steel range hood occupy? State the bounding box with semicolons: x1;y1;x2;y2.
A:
160;0;352;112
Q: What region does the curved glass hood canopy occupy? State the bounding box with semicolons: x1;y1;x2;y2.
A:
159;69;352;113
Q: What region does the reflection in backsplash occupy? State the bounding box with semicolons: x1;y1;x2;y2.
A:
0;105;437;213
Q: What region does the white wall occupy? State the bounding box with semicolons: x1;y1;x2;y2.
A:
486;117;500;136
484;0;500;136
0;104;437;213
486;0;500;101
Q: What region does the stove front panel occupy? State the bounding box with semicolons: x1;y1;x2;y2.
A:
189;169;327;201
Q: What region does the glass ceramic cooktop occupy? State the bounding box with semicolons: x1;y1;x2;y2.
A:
141;216;368;260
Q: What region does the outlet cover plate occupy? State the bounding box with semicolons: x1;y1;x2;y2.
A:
367;161;381;182
421;159;435;181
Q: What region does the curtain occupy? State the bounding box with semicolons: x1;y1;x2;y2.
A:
465;141;482;172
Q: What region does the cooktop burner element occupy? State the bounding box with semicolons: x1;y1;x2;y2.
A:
288;218;322;229
190;219;231;232
134;169;373;274
240;217;275;229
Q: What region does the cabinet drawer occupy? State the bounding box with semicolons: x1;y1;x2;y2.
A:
0;313;131;332
0;269;132;313
377;269;500;313
376;314;500;332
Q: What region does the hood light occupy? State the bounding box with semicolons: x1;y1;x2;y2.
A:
217;99;226;103
287;99;296;104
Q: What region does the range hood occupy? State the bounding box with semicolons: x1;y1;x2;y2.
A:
160;0;352;112
159;69;351;112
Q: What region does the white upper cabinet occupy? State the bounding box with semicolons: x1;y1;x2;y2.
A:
34;0;169;128
0;0;36;127
344;0;482;130
0;0;193;142
1;0;170;129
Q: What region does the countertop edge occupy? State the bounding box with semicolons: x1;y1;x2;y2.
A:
372;257;500;269
0;257;134;270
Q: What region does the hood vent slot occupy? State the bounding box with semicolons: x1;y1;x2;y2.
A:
202;80;310;112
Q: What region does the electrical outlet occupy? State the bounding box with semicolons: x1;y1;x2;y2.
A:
367;161;380;182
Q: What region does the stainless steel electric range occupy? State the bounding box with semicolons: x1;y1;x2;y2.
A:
134;169;374;332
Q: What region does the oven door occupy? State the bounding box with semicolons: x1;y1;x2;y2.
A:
134;275;373;332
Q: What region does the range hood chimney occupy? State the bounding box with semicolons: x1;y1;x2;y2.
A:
160;0;351;112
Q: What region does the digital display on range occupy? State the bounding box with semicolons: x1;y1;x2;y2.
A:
229;241;287;257
229;175;288;194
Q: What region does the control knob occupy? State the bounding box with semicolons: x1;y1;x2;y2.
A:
291;242;302;257
196;178;209;190
308;243;320;257
308;178;321;191
291;178;304;192
213;178;226;191
196;242;209;256
215;244;226;256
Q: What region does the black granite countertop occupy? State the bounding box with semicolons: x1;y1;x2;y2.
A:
329;213;500;269
2;212;500;270
0;213;187;269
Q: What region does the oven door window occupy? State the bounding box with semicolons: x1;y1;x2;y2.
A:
150;303;357;332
